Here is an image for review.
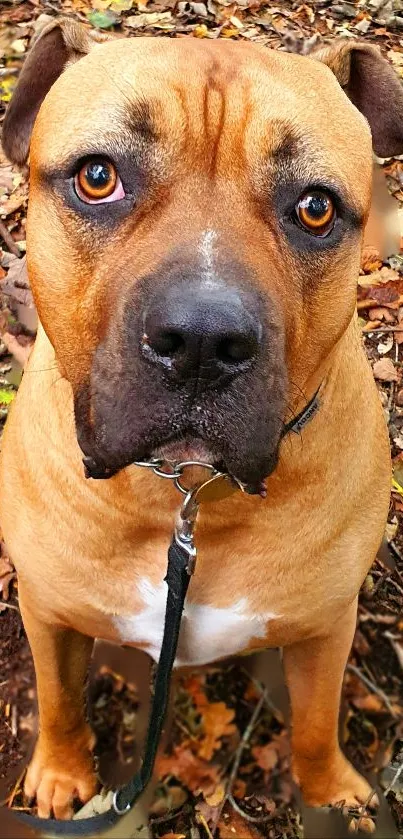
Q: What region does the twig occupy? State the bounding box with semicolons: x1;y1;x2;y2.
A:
211;689;267;835
196;812;214;839
362;326;403;334
0;219;21;259
383;763;403;797
347;664;397;717
0;602;19;612
11;704;17;738
5;766;25;808
227;793;274;824
389;542;403;586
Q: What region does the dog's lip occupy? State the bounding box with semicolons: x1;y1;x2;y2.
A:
152;437;217;466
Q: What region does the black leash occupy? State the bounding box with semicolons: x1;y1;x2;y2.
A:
15;536;193;837
9;388;321;838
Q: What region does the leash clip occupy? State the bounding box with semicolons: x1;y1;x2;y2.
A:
174;488;199;574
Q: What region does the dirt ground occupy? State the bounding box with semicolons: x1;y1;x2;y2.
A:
1;1;403;837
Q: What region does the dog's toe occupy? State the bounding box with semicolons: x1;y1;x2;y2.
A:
296;753;378;811
24;728;98;820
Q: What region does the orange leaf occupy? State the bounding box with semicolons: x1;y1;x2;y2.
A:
360;246;382;273
160;834;186;839
156;746;220;795
182;674;206;708
205;783;225;806
252;742;278;772
199;702;237;760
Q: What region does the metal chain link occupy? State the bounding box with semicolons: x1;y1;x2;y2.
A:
134;458;219;495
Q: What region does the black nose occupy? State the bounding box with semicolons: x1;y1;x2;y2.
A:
141;282;261;387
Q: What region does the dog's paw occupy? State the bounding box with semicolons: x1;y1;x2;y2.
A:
295;753;378;810
24;726;97;820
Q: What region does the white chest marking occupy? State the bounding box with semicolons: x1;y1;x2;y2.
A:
113;577;280;666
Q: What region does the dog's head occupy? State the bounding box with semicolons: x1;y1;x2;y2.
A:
3;23;403;486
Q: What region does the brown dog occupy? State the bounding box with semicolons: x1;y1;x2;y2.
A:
0;20;397;821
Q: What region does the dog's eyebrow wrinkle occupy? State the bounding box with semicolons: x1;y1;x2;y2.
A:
271;126;302;163
123;98;158;142
37;126;154;180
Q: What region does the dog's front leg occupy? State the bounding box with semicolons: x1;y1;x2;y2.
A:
19;586;97;819
283;598;376;809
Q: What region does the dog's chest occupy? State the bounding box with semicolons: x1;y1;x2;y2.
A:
112;577;278;666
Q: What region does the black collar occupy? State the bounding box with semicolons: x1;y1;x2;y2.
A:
282;385;321;439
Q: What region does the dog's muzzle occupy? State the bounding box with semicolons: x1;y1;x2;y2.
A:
74;256;288;486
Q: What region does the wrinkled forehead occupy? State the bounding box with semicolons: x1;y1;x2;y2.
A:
31;38;373;202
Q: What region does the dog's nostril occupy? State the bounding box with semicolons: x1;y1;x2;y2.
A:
150;331;185;356
217;336;257;365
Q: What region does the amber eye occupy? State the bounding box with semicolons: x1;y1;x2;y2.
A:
295;190;335;235
76;159;118;201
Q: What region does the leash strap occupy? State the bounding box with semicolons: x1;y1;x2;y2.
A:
14;537;192;837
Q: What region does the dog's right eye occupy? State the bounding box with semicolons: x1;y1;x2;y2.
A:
294;190;335;236
74;159;125;204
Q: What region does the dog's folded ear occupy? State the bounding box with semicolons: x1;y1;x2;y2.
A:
313;41;403;158
2;19;110;166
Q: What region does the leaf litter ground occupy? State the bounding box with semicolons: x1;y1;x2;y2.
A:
1;2;403;837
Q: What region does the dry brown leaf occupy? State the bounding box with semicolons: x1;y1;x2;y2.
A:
373;358;399;382
361;246;382;273
160;834;186;839
371;286;400;307
218;807;261;838
156;746;220;795
385;633;403;670
2;332;33;368
368;307;396;322
205;783;225;806
252;741;278;772
0;572;16;600
0;557;13;576
199;701;237;760
182;674;206;707
352;694;384;713
358;267;400;287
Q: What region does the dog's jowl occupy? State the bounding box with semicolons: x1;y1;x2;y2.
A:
0;21;399;820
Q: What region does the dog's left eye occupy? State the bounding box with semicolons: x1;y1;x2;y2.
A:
74;159;125;204
295;190;335;236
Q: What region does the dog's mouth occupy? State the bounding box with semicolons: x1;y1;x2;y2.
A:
152;434;216;467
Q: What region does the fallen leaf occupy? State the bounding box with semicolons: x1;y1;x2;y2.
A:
87;9;119;27
373;358;399;382
368;307;396;322
110;0;133;11
193;23;209;36
182;674;207;707
2;333;33;368
160;834;186;839
252;741;278;772
199;701;237;760
371;286;400;307
360;248;382;273
0;388;15;405
126;11;172;27
377;335;394;354
205;783;225;806
218;807;261;838
385;633;403;670
352;694;384;713
358;267;400;287
156;746;220;795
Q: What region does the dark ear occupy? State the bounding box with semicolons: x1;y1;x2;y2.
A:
1;19;109;165
313;41;403;158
